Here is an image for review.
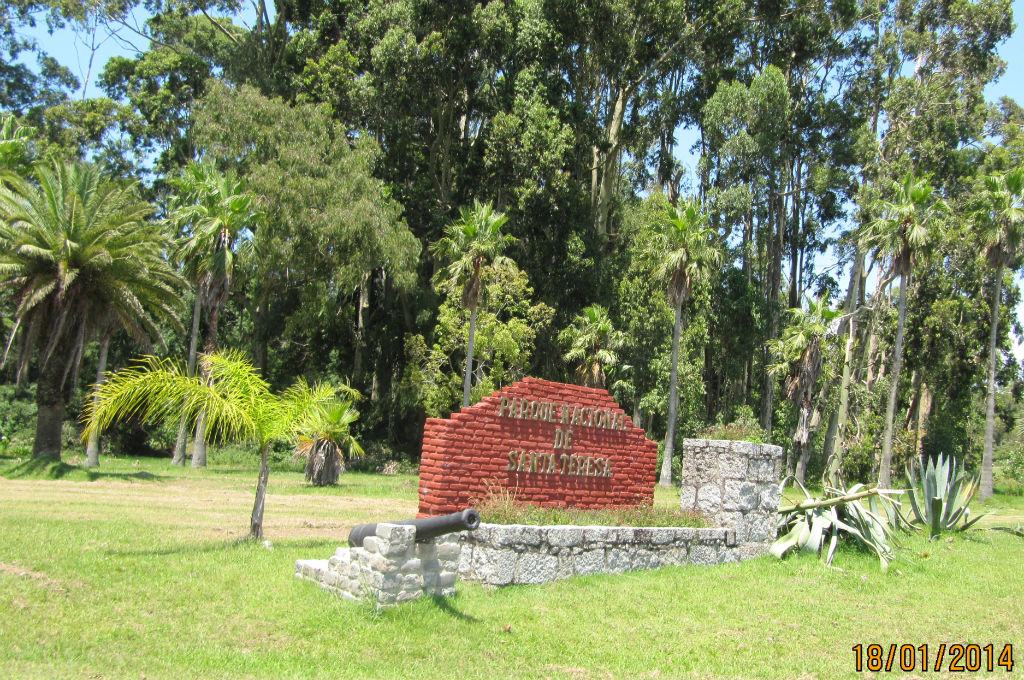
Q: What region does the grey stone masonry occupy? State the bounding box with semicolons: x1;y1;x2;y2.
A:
678;439;784;560
295;523;461;610
457;523;738;586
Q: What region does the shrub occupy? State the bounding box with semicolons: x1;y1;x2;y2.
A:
474;488;706;528
697;405;766;443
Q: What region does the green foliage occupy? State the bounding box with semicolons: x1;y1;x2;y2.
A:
558;304;625;389
697;405;766;443
772;478;905;571
905;454;989;538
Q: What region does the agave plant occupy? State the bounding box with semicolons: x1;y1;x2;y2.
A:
294;400;364;486
905;454;989;539
772;477;904;571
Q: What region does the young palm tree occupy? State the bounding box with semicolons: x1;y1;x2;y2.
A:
860;172;946;488
767;294;839;484
83;351;348;539
294;399;364;486
0;159;182;462
558;304;626;388
431;200;516;408
653;199;722;487
170;161;258;467
976;167;1024;499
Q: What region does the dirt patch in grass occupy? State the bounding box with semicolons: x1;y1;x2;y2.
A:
0;561;71;593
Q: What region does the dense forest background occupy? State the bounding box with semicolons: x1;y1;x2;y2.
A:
2;0;1023;494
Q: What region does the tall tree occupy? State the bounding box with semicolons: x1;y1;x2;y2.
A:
171;161;257;467
860;172;946;488
0;159;181;461
558;304;625;389
431;200;516;408
652;198;721;487
768;294;839;483
975;167;1024;499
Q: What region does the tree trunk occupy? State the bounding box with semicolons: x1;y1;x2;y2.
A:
981;265;1002;500
32;351;67;462
353;271;371;385
879;272;910;488
594;86;627;236
462;304;478;409
824;252;863;483
192;299;222;468
659;301;684;487
249;442;271;540
84;332;112;468
172;294;202;466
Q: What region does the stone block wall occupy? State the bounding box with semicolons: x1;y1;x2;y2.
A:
295;523;461;609
678;439;784;559
457;523;738;586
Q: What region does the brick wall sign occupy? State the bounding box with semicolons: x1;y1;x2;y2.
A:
417;377;658;515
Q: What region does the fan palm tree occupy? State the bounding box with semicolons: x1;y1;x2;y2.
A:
294;399;364;486
860;171;946;488
431;200;516;408
0;159;182;462
653;199;722;487
169;161;258;467
975;167;1024;499
768;294;839;484
83;351;348;539
558;304;626;389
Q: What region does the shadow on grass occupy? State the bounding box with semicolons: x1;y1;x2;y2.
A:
428;595;479;622
0;457;171;482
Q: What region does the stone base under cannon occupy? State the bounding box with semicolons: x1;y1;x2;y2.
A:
295;523;461;610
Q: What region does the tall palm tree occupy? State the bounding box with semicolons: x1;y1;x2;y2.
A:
431;200;516;408
976;167;1024;499
653;199;722;487
0;159;182;462
860;172;946;488
170;161;257;467
83;351;347;539
767;294;838;484
558;304;626;388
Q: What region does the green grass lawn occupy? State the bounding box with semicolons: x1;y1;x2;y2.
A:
0;454;1022;679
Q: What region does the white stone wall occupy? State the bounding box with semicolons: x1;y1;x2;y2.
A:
457;523;738;586
678;438;784;560
295;523;460;610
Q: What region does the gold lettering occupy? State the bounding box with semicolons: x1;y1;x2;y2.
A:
560;404;570;424
564;428;572;450
499;397;510;417
604;460;613;477
570;406;581;425
585;457;592;476
517;451;528;471
596;410;607;428
559;454;569;474
546;453;557;474
507;451;517;470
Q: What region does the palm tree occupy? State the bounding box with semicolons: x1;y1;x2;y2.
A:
767;294;838;484
0;159;182;462
558;304;626;388
170;161;257;467
431;200;516;408
294;399;364;486
860;172;946;488
83;351;348;539
976;167;1024;499
653;198;722;487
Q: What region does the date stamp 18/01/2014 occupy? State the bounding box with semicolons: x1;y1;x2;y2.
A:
852;644;1014;673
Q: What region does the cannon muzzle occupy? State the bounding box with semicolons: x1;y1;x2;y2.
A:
347;508;481;548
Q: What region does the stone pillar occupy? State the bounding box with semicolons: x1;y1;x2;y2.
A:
678;439;784;559
295;523;461;610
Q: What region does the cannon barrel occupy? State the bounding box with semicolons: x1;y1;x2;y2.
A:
347;508;480;548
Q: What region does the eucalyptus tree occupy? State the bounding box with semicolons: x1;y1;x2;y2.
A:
84;351;348;539
558;305;626;389
653;198;722;487
170;161;258;467
976;167;1024;499
767;294;839;484
860;172;946;488
0;159;182;461
431;200;516;408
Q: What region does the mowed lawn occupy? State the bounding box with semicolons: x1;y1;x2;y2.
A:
0;455;1022;680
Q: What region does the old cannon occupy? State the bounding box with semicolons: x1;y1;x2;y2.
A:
347;508;481;548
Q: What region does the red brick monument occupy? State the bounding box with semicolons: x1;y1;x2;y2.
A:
417;377;658;515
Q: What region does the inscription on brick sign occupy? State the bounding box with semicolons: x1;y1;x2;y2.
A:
417;378;658;516
499;397;620;478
